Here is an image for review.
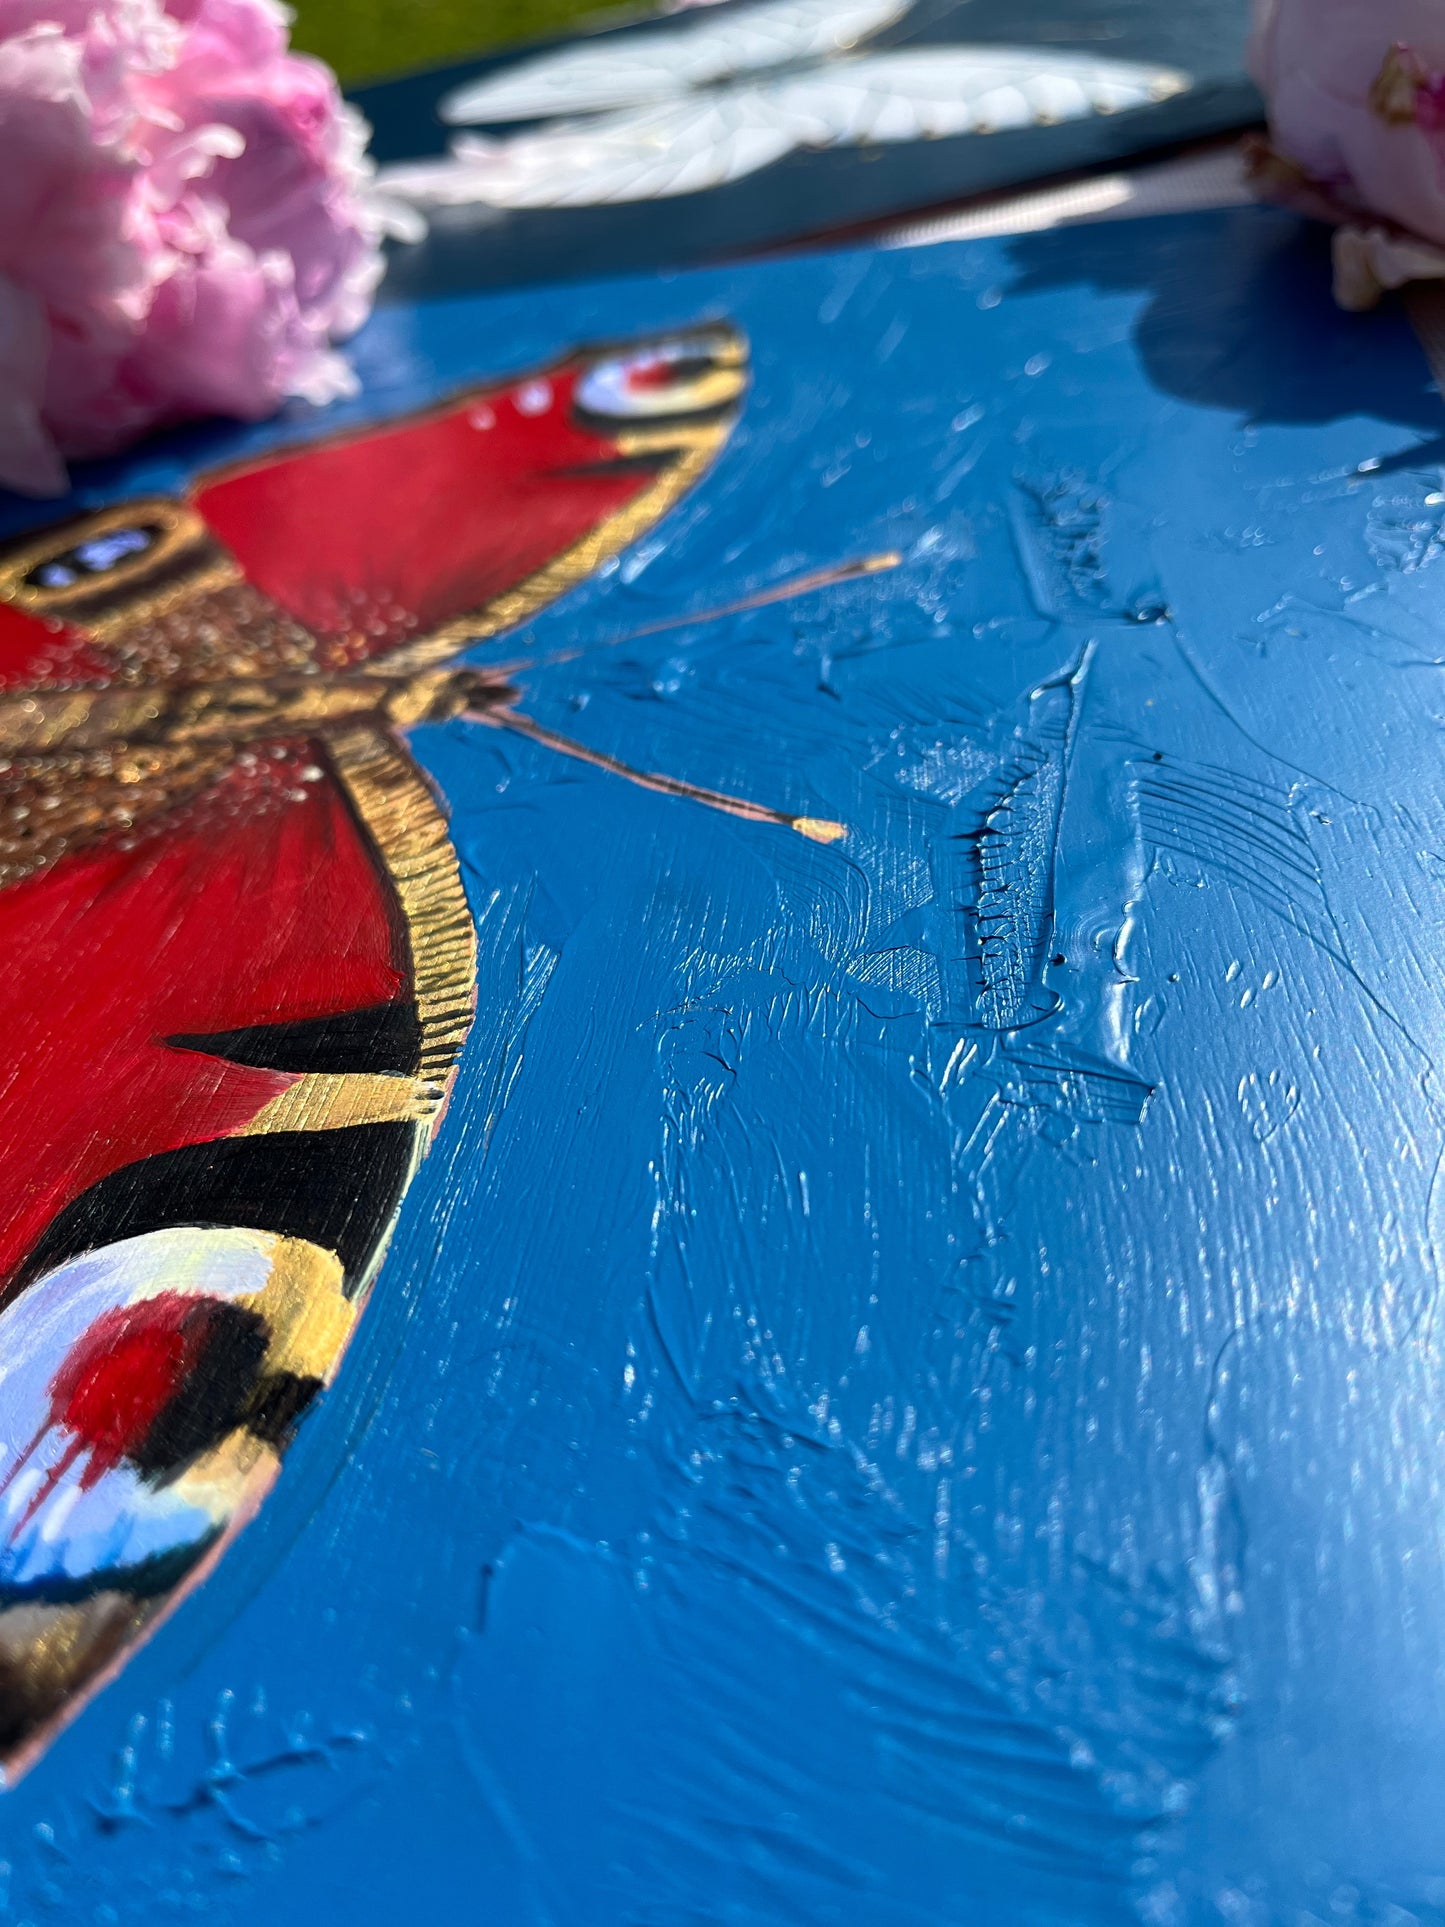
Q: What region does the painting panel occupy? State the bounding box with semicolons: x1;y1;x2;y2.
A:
0;206;1441;1925
362;0;1260;296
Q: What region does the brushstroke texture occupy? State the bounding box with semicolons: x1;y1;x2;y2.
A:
0;204;1441;1925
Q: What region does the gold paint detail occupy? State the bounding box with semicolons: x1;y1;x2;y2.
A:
242;1070;441;1137
0;665;499;761
0;1595;153;1761
373;428;731;674
64;559;245;642
0;693;121;755
241;1234;356;1381
793;816;849;844
163;1237;353;1512
0;743;235;891
325;724;478;1091
84;580;322;682
483;708;848;843
609;420;741;458
378;667;495;729
0;499;242;634
168;1428;277;1516
0;664;495;924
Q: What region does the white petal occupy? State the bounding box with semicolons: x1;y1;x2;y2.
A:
1022;72;1090;122
385;93;800;206
970;82;1037;132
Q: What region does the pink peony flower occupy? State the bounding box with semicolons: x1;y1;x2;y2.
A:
1249;0;1445;308
0;0;418;496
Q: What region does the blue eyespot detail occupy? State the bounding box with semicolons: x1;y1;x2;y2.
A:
25;525;158;593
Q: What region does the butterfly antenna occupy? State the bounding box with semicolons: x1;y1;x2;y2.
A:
471;707;846;844
509;550;902;672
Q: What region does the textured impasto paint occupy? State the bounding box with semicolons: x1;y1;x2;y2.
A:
0;205;1444;1923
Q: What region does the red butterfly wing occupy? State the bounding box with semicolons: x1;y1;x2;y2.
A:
0;326;748;1770
192;331;746;659
195;371;643;651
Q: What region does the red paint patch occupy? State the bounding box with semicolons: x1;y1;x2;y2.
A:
49;1292;213;1482
626;360;679;392
193;366;661;655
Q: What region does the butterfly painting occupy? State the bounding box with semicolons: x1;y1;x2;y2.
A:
5;186;1444;1927
361;0;1257;297
0;325;758;1774
380;0;1188;209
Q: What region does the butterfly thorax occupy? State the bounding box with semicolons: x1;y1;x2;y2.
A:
0;499;509;894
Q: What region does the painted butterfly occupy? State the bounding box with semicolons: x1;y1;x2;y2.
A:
381;0;1188;210
0;325;769;1775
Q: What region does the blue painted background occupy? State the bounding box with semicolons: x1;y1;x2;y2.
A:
3;206;1445;1926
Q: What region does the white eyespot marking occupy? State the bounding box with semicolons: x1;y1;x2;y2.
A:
0;1228;346;1602
514;380;554;416
575;334;743;419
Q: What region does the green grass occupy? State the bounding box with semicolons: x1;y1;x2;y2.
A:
291;0;608;84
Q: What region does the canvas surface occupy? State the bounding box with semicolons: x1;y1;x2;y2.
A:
0;205;1442;1923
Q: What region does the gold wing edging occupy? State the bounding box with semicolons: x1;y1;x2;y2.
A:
326;723;480;1095
237;724;480;1302
235;407;746;1153
373;423;734;676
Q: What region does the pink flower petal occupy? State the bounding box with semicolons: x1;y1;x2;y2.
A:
0;273;67;495
1251;0;1445;251
0;0;399;495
